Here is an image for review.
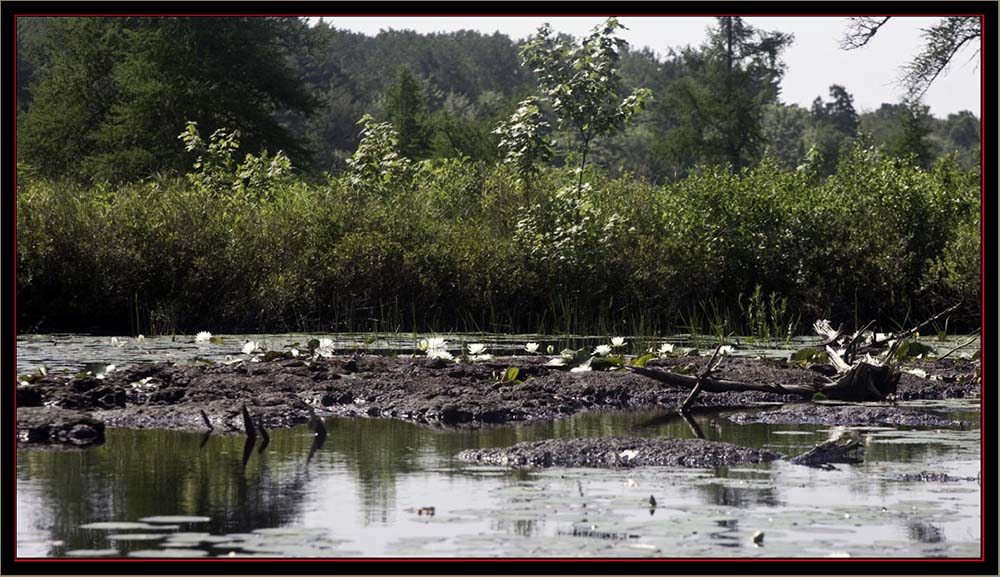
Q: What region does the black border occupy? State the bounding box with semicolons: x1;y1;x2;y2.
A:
3;1;996;575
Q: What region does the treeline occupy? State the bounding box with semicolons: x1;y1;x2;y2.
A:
14;16;982;335
16;16;980;184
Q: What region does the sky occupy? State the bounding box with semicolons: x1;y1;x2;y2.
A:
312;16;982;117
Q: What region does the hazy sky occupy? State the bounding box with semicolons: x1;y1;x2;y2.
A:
313;16;981;117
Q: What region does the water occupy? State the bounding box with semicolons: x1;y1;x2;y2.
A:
14;334;983;558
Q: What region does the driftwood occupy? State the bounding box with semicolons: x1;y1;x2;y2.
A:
629;362;898;402
631;305;960;406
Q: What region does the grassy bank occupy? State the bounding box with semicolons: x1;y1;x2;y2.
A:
15;145;981;336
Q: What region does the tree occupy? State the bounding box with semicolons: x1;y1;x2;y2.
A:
655;17;793;174
520;17;651;196
886;100;935;168
804;85;860;176
18;16;316;182
842;16;981;99
493;96;552;181
383;65;433;160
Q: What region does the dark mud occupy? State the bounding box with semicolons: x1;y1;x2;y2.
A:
727;403;969;428
456;437;781;469
16;354;979;447
16;406;105;447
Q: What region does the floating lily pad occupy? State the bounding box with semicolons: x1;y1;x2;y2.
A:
79;522;171;531
128;548;208;558
139;515;211;524
64;548;120;557
107;533;169;541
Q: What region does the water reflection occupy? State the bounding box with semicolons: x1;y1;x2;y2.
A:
15;408;981;558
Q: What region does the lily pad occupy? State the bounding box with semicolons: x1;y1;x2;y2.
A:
64;548;120;557
128;548;208;558
107;533;169;541
79;522;169;531
139;515;211;524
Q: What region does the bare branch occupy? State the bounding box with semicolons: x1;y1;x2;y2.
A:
902;17;981;99
841;17;891;50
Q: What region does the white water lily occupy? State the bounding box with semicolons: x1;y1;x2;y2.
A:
593;344;612;356
471;354;494;362
611;337;626;347
524;342;540;354
468;343;487;355
418;337;452;360
657;343;675;356
290;348;300;358
137;334;145;343
571;357;594;372
427;349;454;361
195;331;212;343
95;364;116;379
316;338;335;358
110;337;125;348
718;345;734;356
619;449;639;461
242;340;261;355
545;357;567;367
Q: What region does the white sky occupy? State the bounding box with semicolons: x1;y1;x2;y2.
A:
312;16;982;117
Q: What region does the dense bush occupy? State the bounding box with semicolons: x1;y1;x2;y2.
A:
16;144;981;335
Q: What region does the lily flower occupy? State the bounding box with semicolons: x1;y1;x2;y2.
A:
195;331;212;343
427;349;454;361
657;343;675;356
242;340;261;355
110;337;125;348
468;343;487;356
611;337;626;347
137;335;145;343
316;338;335;358
718;345;734;356
524;342;540;354
594;344;612;356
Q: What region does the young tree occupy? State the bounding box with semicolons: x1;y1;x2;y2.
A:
520;17;652;196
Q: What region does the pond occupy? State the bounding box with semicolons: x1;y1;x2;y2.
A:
14;334;983;558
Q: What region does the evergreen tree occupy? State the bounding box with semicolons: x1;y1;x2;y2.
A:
383;65;433;160
654;17;793;174
18;16;315;182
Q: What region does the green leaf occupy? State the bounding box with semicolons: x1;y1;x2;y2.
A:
791;347;829;364
502;367;520;383
630;353;656;367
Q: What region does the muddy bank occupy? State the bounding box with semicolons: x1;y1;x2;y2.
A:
727;403;970;428
16;354;979;446
17;407;106;447
456;437;781;469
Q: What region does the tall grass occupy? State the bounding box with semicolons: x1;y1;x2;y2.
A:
15;146;981;335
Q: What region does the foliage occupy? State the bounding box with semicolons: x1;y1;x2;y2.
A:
17;16;315;183
493;96;552;182
345;114;414;196
384;65;433;160
178;122;294;201
520;17;652;194
653;17;793;175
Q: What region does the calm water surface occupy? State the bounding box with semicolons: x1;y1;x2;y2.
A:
15;334;983;558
